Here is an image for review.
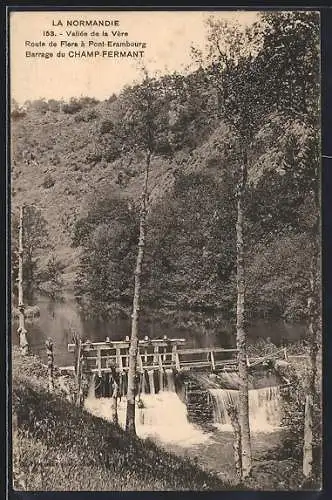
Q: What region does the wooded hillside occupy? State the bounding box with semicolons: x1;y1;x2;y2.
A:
11;11;320;322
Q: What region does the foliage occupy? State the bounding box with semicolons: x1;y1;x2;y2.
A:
72;190;139;305
278;361;322;481
11;205;51;304
42;173;55;189
38;254;64;299
12;350;231;491
11;12;320;324
11;100;27;120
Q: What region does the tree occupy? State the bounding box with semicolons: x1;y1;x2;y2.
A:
121;73;172;433
12;205;50;304
197;18;262;478
41;254;64;300
72;190;139;312
16;206;28;354
246;11;320;478
199;12;320;479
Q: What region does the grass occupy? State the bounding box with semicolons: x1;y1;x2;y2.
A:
12;347;319;491
12;348;234;491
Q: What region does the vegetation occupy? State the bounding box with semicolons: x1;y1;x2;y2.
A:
11;206;63;305
11;12;318;325
11;10;321;487
12;349;231;491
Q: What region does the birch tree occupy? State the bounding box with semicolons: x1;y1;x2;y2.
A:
121;73;172;433
248;12;320;478
194;18;262;478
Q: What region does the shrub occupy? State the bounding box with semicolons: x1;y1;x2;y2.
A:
74;109;99;123
42;173;55;189
103;145;121;162
86;152;102;165
62;99;82;114
100;120;114;134
11;109;27;120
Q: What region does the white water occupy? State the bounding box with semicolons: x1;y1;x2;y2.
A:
85;392;211;446
85;368;210;446
148;370;155;394
209;386;281;432
85;367;281;452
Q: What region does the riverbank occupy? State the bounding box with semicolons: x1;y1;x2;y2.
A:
12;347;313;491
12;348;232;491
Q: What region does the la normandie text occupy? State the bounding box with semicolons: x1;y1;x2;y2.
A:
52;19;120;27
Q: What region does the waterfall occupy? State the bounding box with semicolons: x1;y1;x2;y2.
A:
166;369;175;392
148;370;155;394
209;386;281;431
85;380;209;446
88;373;96;399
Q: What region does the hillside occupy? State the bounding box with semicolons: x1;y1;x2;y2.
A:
10;94;231;286
11;11;319;320
12;348;231;491
11;97;201;282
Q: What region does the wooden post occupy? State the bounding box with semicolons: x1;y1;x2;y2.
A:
171;344;177;366
111;375;119;425
210;351;216;371
97;346;102;377
17;205;29;355
45;339;54;391
153;345;159;364
175;352;180;371
116;348;123;373
76;339;82;406
283;347;288;361
138;352;143;373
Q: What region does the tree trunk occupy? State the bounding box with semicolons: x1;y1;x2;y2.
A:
126;151;151;433
75;339;83;407
303;393;313;478
45;339;54;391
236;157;252;479
17;205;29;355
303;237;320;478
111;378;119;425
226;402;242;479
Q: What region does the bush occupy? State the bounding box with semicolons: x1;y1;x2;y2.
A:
42;173;55;189
11;109;27;120
47;99;61;112
100;120;114;134
74;109;99;123
86;152;102;165
62;99;82;114
103;145;121;162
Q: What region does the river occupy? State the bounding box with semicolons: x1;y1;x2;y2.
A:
11;293;307;366
12;292;304;481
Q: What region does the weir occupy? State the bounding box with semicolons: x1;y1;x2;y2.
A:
209;385;281;430
72;338;286;439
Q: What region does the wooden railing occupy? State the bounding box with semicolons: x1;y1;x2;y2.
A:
67;339;239;376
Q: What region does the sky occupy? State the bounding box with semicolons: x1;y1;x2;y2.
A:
10;10;259;104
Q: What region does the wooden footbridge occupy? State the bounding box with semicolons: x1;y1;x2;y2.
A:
65;337;289;377
59;337;293;403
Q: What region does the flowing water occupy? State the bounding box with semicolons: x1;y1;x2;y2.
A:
12;294;294;475
84;366;283;477
209;386;281;431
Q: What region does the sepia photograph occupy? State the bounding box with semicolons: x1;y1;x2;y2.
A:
9;9;321;491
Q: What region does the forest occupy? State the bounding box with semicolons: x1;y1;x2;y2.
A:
11;11;321;487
